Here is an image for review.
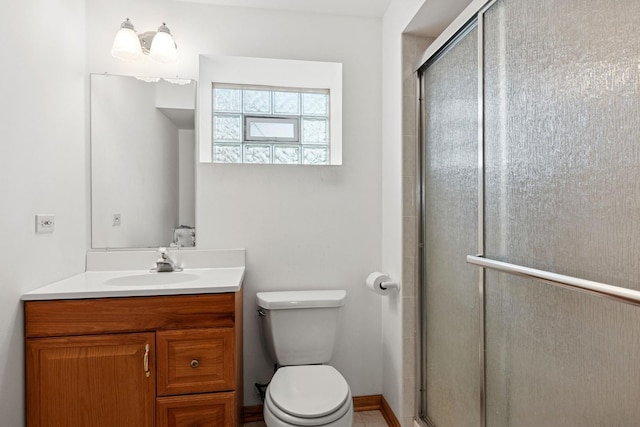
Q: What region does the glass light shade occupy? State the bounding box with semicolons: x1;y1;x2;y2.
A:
110;27;143;62
135;76;161;83
164;78;191;85
149;31;178;64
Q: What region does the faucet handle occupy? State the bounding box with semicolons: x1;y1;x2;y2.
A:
157;247;171;263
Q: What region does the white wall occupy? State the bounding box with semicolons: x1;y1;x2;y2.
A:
86;0;383;406
0;1;87;425
381;0;427;423
91;75;179;248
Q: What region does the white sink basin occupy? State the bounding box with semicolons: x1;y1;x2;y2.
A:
105;272;199;286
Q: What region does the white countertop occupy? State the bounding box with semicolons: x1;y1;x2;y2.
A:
21;267;245;301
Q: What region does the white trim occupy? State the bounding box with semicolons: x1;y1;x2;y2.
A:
414;0;495;71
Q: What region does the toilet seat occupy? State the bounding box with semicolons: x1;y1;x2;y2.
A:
265;365;352;426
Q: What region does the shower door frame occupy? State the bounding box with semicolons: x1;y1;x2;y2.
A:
416;0;640;426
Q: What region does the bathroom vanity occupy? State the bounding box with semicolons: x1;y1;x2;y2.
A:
22;249;244;427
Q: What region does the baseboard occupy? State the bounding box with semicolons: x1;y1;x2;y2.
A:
353;394;382;411
243;394;401;426
380;395;401;427
243;404;264;423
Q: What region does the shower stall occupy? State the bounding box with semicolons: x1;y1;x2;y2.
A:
417;0;640;426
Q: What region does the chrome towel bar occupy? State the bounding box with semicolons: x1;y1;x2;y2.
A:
467;255;640;307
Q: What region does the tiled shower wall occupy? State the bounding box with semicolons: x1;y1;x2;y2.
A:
401;33;433;427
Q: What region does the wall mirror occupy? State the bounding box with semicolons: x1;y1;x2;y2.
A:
90;74;196;249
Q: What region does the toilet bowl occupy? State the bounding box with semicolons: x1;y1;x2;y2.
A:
263;365;353;427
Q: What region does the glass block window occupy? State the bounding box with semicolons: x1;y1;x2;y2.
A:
213;84;330;165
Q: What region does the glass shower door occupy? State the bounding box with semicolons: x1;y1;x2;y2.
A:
482;0;640;425
420;24;481;426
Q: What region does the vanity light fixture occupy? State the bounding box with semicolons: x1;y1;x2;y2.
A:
163;78;192;85
111;18;178;64
134;76;192;85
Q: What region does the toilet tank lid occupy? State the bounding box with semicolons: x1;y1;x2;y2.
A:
256;290;346;310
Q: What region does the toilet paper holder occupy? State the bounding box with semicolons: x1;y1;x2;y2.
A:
366;272;400;295
379;279;399;291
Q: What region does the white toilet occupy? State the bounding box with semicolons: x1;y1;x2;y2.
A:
256;290;353;427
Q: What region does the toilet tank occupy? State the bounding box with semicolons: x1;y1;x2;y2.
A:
256;290;346;366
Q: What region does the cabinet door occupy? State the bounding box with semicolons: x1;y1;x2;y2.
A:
26;332;155;427
157;392;235;427
157;328;234;396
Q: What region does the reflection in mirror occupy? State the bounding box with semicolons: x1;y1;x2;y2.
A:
90;74;196;249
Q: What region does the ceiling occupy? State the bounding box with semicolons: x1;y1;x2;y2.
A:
173;0;474;37
173;0;393;18
405;0;474;37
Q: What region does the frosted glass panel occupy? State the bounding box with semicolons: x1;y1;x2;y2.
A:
213;144;241;163
273;91;300;115
302;93;328;116
274;146;300;164
302;118;328;144
421;26;480;426
244;144;271;164
485;271;640;426
484;0;640;289
302;147;328;165
213;115;241;142
484;0;640;424
243;90;271;114
213;88;241;112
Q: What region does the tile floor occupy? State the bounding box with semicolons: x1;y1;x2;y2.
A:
244;410;389;427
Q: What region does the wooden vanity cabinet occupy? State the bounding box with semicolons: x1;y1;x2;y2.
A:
26;332;156;427
25;291;243;427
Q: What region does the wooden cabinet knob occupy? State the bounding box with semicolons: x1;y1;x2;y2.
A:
190;359;199;368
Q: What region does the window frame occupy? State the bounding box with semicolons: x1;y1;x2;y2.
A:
244;115;300;143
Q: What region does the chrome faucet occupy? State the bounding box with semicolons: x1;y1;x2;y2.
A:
154;247;182;272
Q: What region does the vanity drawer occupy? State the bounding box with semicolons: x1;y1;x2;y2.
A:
25;294;236;337
157;392;235;427
157;328;235;396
